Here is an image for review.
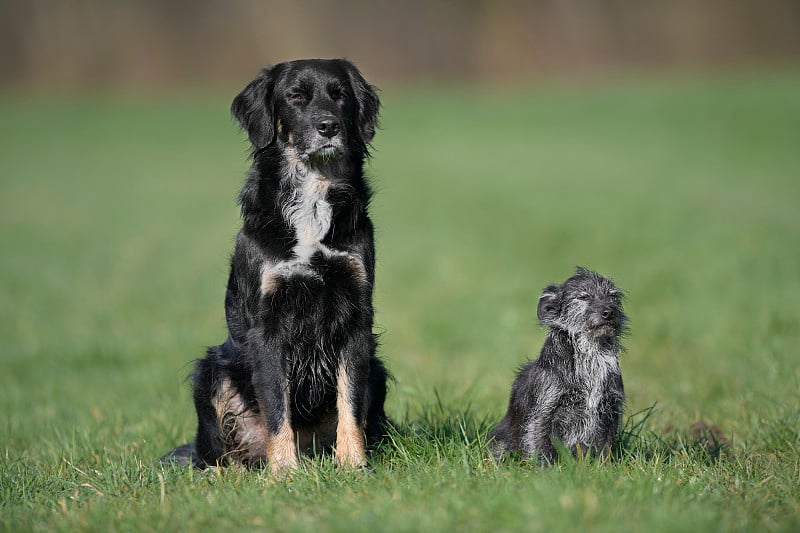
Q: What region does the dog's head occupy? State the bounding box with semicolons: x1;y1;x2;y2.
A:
231;59;380;164
537;267;627;342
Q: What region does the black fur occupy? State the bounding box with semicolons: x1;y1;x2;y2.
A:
492;267;627;465
161;59;388;469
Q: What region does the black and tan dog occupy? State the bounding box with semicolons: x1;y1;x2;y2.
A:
162;59;389;473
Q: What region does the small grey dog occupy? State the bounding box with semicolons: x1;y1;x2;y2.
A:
492;267;627;464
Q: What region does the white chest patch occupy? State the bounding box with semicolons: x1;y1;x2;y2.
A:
561;335;620;446
281;169;332;262
574;336;619;409
259;154;368;296
259;165;338;296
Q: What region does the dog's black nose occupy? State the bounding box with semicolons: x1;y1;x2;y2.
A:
316;119;340;138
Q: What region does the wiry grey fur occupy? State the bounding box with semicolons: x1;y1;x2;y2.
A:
492;267;627;465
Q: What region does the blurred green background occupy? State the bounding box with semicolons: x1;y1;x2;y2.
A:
1;1;799;531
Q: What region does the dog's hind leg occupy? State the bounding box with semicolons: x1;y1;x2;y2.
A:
160;344;233;468
192;346;231;467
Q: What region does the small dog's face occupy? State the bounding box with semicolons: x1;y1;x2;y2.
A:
538;267;626;341
231;59;380;166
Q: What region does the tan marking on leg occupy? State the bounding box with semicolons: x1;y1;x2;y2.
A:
211;378;234;421
335;363;367;468
266;418;298;475
265;388;298;475
211;378;267;466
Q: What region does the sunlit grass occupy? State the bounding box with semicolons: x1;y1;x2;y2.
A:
1;71;799;531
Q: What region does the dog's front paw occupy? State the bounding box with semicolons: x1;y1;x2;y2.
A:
266;422;300;477
335;446;367;469
269;456;299;478
334;418;367;468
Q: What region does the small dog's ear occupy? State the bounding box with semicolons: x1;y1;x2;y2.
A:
537;284;561;327
231;66;276;150
344;61;380;145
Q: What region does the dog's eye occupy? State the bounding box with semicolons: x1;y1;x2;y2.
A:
576;293;590;301
289;93;305;103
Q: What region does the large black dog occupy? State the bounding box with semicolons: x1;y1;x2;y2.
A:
163;59;389;473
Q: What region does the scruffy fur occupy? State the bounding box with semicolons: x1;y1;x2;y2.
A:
161;59;389;473
492;267;627;465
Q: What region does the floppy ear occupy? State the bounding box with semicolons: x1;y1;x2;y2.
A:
231;66;276;150
537;284;562;327
345;61;380;145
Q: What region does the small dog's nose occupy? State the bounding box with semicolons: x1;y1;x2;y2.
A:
316;119;340;138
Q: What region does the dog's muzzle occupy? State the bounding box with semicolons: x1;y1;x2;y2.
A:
586;307;622;338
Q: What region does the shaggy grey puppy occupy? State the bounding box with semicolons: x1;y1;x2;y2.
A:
492;267;627;464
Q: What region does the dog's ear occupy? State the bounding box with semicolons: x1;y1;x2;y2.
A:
537;284;562;327
344;61;380;145
231;66;276;150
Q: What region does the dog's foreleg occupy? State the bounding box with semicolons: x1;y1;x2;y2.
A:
522;413;558;466
249;335;298;475
264;386;298;475
335;358;368;468
592;376;624;459
521;382;561;466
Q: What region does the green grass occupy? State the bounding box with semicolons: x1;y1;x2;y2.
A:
2;71;799;531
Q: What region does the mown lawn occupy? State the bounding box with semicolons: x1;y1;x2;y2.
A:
1;71;799;532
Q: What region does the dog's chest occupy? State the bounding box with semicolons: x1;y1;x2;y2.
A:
557;342;620;445
574;344;618;399
283;172;333;260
